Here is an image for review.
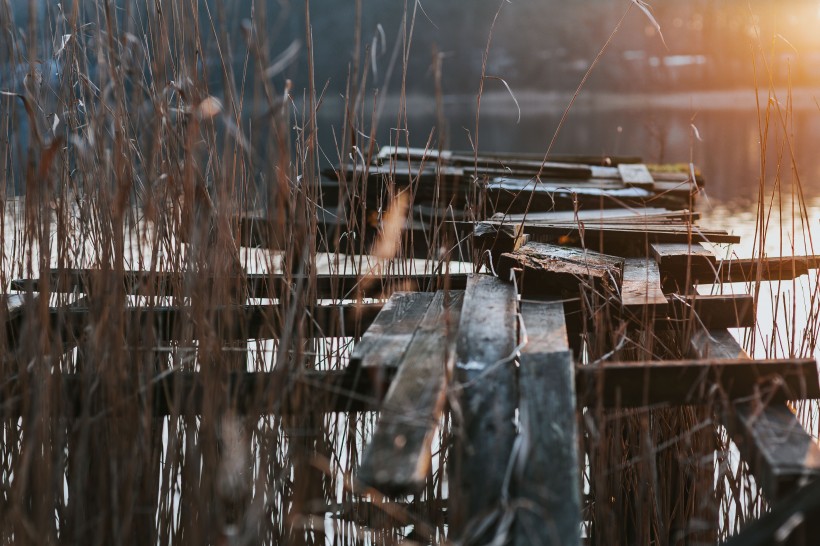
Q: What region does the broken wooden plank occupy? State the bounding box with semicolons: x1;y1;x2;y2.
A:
618;163;655;189
514;301;581;546
619;258;668;317
498;241;623;297
691;329;820;503
450;275;518;542
473;221;529;273
357;290;464;495
492;208;698;224
576;357;820;408
651;242;719;284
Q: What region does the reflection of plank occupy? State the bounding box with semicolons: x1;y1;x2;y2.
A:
357;290;464;495
618;163;655;189
514;301;580;546
620;258;667;315
450;275;518;542
498;241;623;297
691;329;820;503
576;357;820;408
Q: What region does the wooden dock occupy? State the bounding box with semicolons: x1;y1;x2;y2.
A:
4;148;820;544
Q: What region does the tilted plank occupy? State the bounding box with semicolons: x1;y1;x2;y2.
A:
514;301;580;546
618;163;655;189
498;241;623;297
576;358;820;408
691;329;820;503
349;292;434;369
473;221;527;271
619;258;668;316
506;222;739;246
450;275;518;542
723;476;820;546
357;290;464;494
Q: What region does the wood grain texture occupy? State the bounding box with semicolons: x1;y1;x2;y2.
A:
357;290;464;495
498;241;623;297
514;301;580;546
349;292;434;369
450;275;518;542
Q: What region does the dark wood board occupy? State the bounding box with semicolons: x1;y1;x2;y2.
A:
357;290;464;495
576;357;820;408
449;275;518;542
514;301;581;546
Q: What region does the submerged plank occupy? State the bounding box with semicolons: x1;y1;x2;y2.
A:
450;275;518;542
691;329;820;503
357;290;464;495
514;301;580;546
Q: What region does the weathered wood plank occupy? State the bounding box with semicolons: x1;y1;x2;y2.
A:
504;222;739;247
0;368;389;418
691;329;820;503
492;208;698;224
618;163;655;189
514;301;581;546
12;269;470;299
349;292;434;369
715;256;820;283
576;358;820;408
357;290;464;494
651;242;718;283
723;476;820;546
450;275;518;542
43;302;383;343
498;241;623;297
619;258;668;315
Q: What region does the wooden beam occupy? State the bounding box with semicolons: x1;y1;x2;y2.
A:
651;242;718;282
42;302;383;342
514;301;581;546
576;358;820;408
0;368;388;419
450;275;518;542
668;294;755;329
691;329;820;503
12;269;470;300
357;290;464;495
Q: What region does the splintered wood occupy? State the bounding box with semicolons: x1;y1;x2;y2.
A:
498;241;623;296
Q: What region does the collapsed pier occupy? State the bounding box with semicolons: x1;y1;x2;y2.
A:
3;147;820;544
